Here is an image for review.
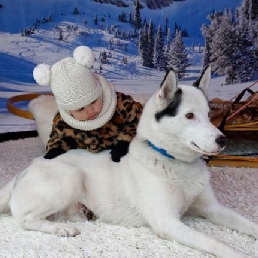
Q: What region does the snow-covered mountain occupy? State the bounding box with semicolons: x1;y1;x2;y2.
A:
0;0;242;36
93;0;184;9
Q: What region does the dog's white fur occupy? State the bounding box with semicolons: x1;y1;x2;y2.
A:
28;94;57;146
1;68;258;258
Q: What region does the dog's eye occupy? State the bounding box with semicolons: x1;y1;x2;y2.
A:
185;113;194;119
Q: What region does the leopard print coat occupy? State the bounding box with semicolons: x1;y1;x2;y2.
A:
45;92;143;155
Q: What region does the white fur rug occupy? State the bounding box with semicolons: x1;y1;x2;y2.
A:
0;137;258;258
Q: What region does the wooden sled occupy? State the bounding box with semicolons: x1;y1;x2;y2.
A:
6;92;53;120
208;83;258;167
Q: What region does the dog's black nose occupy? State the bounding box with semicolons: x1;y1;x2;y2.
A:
216;135;227;148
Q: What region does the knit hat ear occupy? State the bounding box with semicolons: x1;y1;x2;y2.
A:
33;63;51;86
73;46;95;68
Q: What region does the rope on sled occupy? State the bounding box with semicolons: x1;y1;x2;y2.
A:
229;80;258;101
217;81;258;132
226;85;258;122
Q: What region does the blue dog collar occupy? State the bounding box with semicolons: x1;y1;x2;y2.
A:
147;141;175;159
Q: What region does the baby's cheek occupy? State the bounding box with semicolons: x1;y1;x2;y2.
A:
80;113;90;121
72;112;87;121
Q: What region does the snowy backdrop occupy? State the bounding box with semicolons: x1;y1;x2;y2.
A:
1;0;258;133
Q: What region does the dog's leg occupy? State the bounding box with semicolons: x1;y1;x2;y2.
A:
14;204;82;236
190;185;258;239
21;214;80;237
139;183;251;258
9;160;87;236
154;218;250;258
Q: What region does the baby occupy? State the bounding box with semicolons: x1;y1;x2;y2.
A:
33;46;143;162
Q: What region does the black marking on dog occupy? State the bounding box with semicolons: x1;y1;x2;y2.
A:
159;68;177;89
193;74;203;88
155;89;182;121
192;67;210;105
192;66;209;88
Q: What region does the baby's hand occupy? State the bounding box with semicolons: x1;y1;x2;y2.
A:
110;141;130;162
44;147;66;159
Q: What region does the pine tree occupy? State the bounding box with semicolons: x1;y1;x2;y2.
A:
164;16;169;36
133;0;142;29
138;24;148;58
139;24;150;68
94;14;98;25
202;37;212;71
153;25;166;70
142;17;147;28
73;7;79;15
174;22;179;36
225;67;240;85
129;12;133;24
146;19;155;68
141;20;155;68
232;19;257;83
254;20;258;59
209;9;235;75
166;27;171;53
237;1;251;40
250;0;258;20
202;11;224;74
202;1;258;84
241;0;258;23
229;1;258;83
167;30;189;78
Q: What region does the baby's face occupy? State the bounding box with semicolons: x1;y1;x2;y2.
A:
70;96;103;121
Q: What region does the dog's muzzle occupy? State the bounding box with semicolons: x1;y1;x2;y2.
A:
215;135;227;148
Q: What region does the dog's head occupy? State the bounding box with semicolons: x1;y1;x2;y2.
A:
137;67;226;162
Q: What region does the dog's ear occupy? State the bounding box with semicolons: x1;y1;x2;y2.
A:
193;66;211;94
157;69;178;106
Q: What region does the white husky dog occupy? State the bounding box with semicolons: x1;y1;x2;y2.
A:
0;67;257;258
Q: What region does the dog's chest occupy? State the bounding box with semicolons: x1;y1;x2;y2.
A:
159;159;209;208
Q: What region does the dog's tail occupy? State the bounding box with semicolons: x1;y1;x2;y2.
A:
0;176;16;214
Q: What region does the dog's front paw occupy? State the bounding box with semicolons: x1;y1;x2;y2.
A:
55;224;80;237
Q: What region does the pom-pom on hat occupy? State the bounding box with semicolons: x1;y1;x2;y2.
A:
33;46;117;130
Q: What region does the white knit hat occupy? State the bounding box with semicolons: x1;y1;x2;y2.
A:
33;46;117;130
